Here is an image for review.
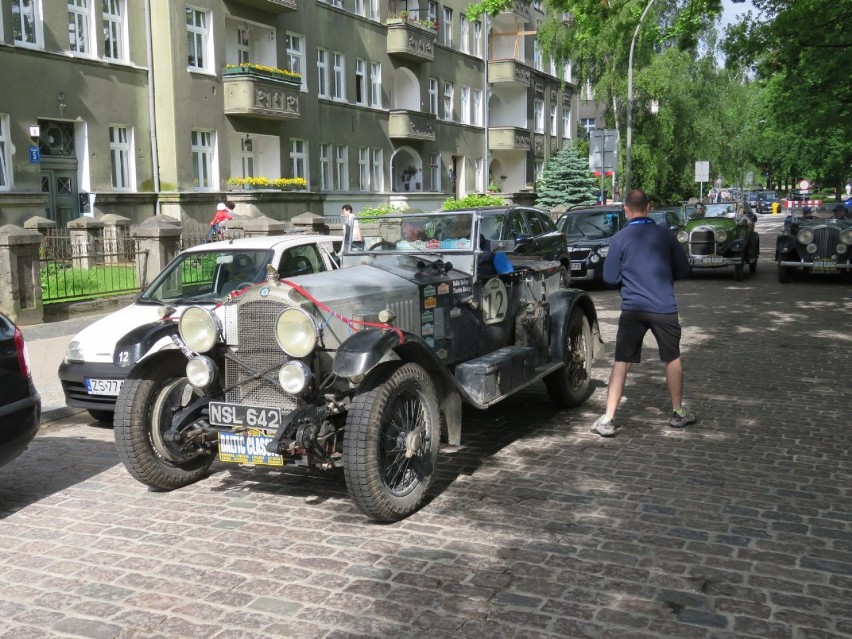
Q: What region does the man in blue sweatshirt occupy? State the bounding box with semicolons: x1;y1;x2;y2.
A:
590;189;695;437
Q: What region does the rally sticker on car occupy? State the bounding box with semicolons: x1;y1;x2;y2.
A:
218;428;284;466
481;278;508;325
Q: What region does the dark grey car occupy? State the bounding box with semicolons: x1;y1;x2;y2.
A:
556;206;626;284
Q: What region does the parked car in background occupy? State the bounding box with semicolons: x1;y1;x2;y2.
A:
649;208;683;234
110;209;603;522
556;205;625;284
0;312;40;467
59;233;341;422
677;202;760;281
776;213;852;282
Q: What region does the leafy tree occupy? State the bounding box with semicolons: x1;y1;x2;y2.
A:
535;143;599;210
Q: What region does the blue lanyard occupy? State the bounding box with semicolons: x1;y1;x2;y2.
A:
626;217;655;226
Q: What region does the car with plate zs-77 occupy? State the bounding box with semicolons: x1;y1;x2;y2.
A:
111;209;604;522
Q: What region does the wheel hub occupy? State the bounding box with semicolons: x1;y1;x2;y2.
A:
404;429;424;458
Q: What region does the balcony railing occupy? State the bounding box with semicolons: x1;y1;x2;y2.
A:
389;110;437;141
229;0;296;12
223;67;301;120
488;59;532;86
488;127;531;151
386;19;437;62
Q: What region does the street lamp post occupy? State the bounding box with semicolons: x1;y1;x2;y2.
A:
624;0;656;195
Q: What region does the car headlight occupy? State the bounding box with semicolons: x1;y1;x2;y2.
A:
278;360;313;395
840;229;852;245
715;230;728;243
837;244;847;254
589;253;600;264
186;356;215;389
597;246;609;258
798;229;814;244
806;243;818;254
677;230;688;243
179;306;218;353
65;340;84;363
275;307;317;358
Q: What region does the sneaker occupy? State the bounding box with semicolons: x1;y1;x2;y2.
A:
669;408;697;428
590;416;616;437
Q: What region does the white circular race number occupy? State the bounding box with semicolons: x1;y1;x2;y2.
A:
481;278;508;325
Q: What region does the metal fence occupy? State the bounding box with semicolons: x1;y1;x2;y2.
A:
40;230;147;304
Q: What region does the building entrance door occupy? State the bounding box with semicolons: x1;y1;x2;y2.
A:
41;161;79;227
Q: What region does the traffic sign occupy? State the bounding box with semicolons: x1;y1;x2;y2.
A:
589;129;619;171
695;161;710;183
798;179;810;190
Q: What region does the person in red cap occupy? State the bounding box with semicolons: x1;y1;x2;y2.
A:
207;202;234;241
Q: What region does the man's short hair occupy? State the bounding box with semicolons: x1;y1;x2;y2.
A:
624;189;649;212
341;204;353;213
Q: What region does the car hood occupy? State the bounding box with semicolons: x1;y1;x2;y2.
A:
566;235;613;248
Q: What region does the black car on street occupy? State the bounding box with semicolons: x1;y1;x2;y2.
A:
0;312;40;467
556;205;626;284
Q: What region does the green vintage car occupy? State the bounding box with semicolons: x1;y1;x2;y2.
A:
676;202;759;281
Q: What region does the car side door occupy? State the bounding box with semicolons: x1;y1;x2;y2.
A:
529;209;565;261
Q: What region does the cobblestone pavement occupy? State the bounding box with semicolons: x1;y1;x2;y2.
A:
1;222;850;639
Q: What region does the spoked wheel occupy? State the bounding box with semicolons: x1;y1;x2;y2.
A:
545;311;593;408
114;357;214;490
343;363;440;522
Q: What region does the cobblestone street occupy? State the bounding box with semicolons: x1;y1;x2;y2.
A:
1;228;851;638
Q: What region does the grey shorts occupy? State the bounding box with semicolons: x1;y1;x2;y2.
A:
614;310;681;363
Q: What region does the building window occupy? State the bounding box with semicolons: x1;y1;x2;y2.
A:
460;15;469;54
330;0;342;6
428;78;439;115
103;0;126;61
358;147;369;191
475;158;483;192
290;139;307;181
371;148;383;192
473;20;482;57
0;116;10;190
186;7;209;71
191;129;215;189
286;33;305;89
236;25;250;64
442;7;452;47
429;153;440;192
472;89;483;126
335;145;348;191
354;0;366;17
581;118;596;134
443;81;454;122
355;58;366;105
68;0;93;55
316;48;329;98
533;40;542;71
368;0;379;20
319;143;331;191
562;107;571;139
240;136;255;177
460;86;470;124
12;0;42;46
109;125;132;190
534;98;544;133
427;1;437;22
535;160;544;183
332;52;345;101
550;103;558;136
369;61;382;108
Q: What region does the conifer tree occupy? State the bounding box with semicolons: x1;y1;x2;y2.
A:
535;143;600;211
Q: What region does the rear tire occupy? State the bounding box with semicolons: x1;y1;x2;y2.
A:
545;311;593;408
343;363;440;522
114;357;214;490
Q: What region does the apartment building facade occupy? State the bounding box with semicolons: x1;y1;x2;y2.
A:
0;0;577;228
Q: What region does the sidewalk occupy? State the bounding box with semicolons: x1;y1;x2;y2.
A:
20;311;112;424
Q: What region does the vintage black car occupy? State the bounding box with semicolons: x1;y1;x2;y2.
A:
555;205;626;284
0;312;40;468
677;202;759;280
111;210;603;522
776;215;852;282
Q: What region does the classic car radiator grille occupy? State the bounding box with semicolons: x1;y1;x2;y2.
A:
811;227;839;258
689;229;716;255
222;298;298;411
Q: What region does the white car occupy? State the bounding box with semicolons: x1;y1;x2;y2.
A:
59;233;341;421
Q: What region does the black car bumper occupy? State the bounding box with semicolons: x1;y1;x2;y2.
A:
569;260;604;282
0;391;41;467
58;360;129;412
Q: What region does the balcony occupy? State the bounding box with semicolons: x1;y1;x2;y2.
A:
504;0;532;21
229;0;296;12
488;60;532;86
389;110;437;141
386;20;436;62
223;66;301;120
488;127;531;151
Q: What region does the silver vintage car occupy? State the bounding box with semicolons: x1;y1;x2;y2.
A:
112;210;603;522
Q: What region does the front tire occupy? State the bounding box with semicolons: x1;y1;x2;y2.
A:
734;261;745;281
778;264;791;283
114;357;214;490
749;241;759;274
544;311;593;408
343;363;440;522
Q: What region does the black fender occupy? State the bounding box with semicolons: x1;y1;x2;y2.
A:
548;288;605;361
332;329;403;379
113;320;180;368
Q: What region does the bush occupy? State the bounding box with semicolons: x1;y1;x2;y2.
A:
357;203;409;218
441;194;505;210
